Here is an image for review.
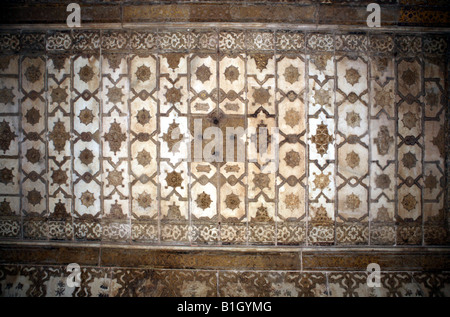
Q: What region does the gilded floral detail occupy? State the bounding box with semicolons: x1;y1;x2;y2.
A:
251;54;270;72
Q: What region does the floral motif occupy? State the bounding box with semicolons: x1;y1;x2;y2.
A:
164;87;182;104
314;88;331;107
106;170;124;188
78;107;94;126
284;109;301;128
402;111;418;130
254;204;272;222
224;65;239;83
0;87;14;105
165;53;184;70
401;68;418;86
25;148;40;164
374;87;392;110
345;151;360;169
345;111;361;128
374;125;393;156
195;191;212;210
311;122;333;157
51;169;68;186
136;109;151;126
165;171;183;189
346;193;361;211
24;65;42;83
80;190;95;208
0;167;13;185
104;120;127;154
136;149;152;167
402;152;417;169
106;87;124;104
27;189;42;206
48;120;70;153
137;192;152;209
252;87;271;105
284;150;301;168
135;65;151;82
78;65;94;83
283;65;300;84
424;173;438;191
284;193;300;211
401;193;417;212
195;64;212;83
0;120;16;153
51;87;68;104
252;172;270;191
79;148;94;166
225;193;240;210
431;126;445;158
312;54;330;71
25;108;41;126
251;54;270;71
162;120;183;153
344;68;361;86
375;174;391;190
313;172;330;190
